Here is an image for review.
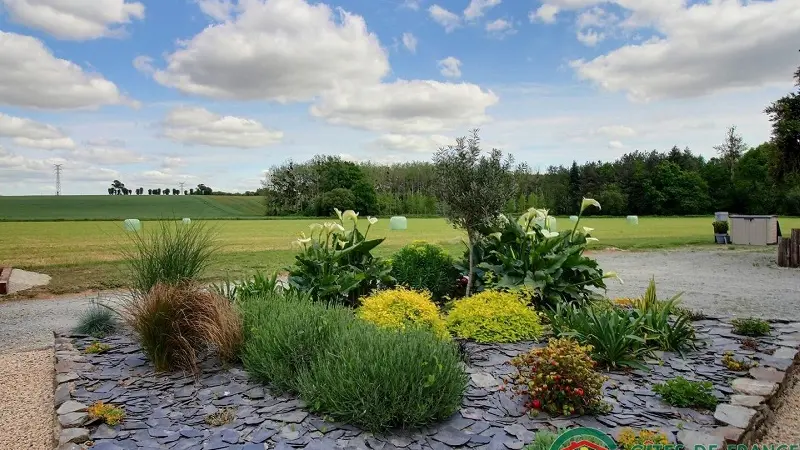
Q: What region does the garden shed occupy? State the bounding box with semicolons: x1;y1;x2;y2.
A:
730;214;779;245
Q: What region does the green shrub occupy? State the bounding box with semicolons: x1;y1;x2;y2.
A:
239;290;352;393
731;317;771;337
74;303;118;338
511;338;607;416
548;304;649;369
297;322;467;431
122;220;217;294
211;271;283;302
288;209;393;306
523;430;559;450
712;221;729;234
446;290;543;343
356;288;449;339
652;377;718;410
390;242;458;301
464;203;612;308
632;279;696;354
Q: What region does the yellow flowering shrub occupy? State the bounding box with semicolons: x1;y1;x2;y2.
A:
446;291;543;343
85;342;111;354
357;288;449;339
87;401;125;425
616;428;669;450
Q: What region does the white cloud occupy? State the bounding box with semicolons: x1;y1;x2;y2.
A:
0;113;76;149
161;157;186;168
530;4;559;23
438;57;462;79
428;4;461;32
485;18;516;37
194;0;234;21
372;134;452;153
132;55;155;74
402;32;418;53
160;106;283;148
563;0;800;100
0;146;119;182
576;29;603;46
595;125;636;138
401;0;421;11
464;0;500;21
311;80;498;134
576;6;617;29
1;0;145;40
68;140;146;165
150;0;389;102
608;140;624;149
0;31;130;109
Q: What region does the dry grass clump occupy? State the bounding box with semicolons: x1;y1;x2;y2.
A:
123;283;242;373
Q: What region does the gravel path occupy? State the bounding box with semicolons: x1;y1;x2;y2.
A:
760;371;800;445
595;249;800;320
0;349;55;449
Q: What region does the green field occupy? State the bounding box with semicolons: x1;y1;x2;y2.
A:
0;195;266;220
3;216;799;298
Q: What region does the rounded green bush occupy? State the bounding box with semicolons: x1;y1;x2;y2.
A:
446;290;543;343
297;322;468;431
390;241;459;301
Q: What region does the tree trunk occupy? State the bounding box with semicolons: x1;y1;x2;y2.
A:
466;232;475;297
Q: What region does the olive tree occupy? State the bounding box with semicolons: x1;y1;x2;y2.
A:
433;130;516;296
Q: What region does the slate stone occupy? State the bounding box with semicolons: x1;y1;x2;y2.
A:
58;412;88;427
714;404;757;429
91;424;119;439
712;426;745;443
677;430;724;450
505;440;525;450
750;367;786;383
730;395;765;407
90;441;124;450
772;347;797;360
56;372;79;384
504;424;534;442
272;410;308;423
57;400;87;415
59;428;90;446
732;378;777;396
431;427;471;446
54;383;72;407
180;427;204;438
471;372;499;388
242;444;266;450
222;428;242;443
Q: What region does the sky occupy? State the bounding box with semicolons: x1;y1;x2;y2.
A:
0;0;798;195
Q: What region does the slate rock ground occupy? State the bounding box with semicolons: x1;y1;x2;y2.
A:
51;318;800;449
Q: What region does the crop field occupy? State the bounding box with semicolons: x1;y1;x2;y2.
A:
2;215;799;298
0;195;266;221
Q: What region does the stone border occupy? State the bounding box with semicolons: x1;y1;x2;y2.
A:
50;320;800;450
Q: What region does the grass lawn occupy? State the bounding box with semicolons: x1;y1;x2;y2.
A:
2;216;798;298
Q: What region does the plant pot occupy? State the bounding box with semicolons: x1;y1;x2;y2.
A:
715;233;728;244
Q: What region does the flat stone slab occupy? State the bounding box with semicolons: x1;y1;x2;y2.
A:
53;317;800;449
677;430;724;450
59;428;89;446
749;367;785;383
714;404;756;429
731;378;777;396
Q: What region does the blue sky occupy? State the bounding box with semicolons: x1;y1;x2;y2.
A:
1;0;798;195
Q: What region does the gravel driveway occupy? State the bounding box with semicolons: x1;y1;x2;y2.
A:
1;249;799;354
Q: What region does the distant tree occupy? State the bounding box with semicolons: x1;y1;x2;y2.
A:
317;188;357;214
764;52;800;180
433;129;516;296
184;190;188;195
147;189;152;195
196;184;212;195
714;126;746;180
163;188;170;195
568;160;582;212
108;187;114;195
189;188;194;195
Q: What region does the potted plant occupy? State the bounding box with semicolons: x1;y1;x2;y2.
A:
712;221;729;244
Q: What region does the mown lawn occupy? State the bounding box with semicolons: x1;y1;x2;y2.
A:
2;216;798;298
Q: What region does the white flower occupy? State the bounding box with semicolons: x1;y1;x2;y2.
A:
542;230;560;239
583;227;594;234
331;223;345;234
367;216;378;225
603;271;623;284
342;210;359;222
497;214;509;224
581;198;601;213
586;237;599;243
334;208;343;221
489;232;502;240
309;223;323;233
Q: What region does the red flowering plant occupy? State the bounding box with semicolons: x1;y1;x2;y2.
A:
510;338;607;416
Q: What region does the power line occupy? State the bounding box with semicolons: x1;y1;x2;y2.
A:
178;182;186;194
54;164;63;196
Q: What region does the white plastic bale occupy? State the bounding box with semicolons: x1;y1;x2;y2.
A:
123;218;141;231
626;215;639;225
569;215;579;223
182;218;191;225
389;216;408;230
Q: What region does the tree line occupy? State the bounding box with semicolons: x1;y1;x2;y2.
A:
106;181;216;196
262;57;800;217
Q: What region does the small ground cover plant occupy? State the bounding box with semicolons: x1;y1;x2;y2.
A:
740;337;760;351
87;401;125;426
205;407;236;427
390;242;459;302
85;342;111;354
616;428;669;450
356;287;449;339
652;376;718;410
523;430;559;450
446;290;543;343
73;303;118;338
722;351;757;371
732;317;771;336
510;338;607;416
